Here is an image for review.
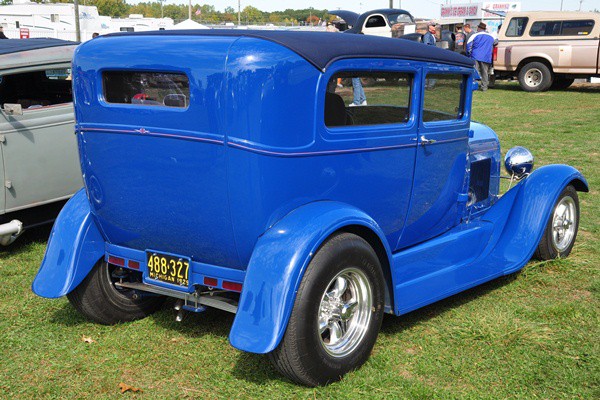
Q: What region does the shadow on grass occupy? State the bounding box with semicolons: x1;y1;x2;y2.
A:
0;225;51;258
488;82;600;93
380;273;519;335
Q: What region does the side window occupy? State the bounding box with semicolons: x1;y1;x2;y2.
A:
365;15;386;28
0;68;72;110
530;21;562;36
505;17;528;37
324;72;412;128
103;71;190;108
561;20;594;36
423;74;465;122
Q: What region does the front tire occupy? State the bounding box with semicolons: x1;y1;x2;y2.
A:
534;185;580;260
67;260;164;325
268;233;385;386
518;62;553;92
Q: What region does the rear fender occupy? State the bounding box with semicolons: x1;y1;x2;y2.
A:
229;201;391;354
32;189;105;298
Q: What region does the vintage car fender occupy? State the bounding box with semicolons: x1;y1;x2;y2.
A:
32;189;105;298
229;201;392;354
483;164;588;275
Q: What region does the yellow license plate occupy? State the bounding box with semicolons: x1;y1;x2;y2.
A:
146;251;190;287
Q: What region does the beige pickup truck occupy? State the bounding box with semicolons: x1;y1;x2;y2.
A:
494;11;600;91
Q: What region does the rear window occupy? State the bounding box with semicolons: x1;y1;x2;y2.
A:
561;20;594;35
102;71;190;108
505;17;528;37
530;19;595;36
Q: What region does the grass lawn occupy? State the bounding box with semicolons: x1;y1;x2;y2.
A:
0;82;598;399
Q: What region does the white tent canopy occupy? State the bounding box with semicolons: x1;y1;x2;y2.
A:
171;19;209;30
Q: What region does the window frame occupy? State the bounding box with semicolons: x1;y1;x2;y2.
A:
529;19;595;37
505;17;529;37
0;63;74;112
100;69;191;110
421;72;468;125
320;60;420;142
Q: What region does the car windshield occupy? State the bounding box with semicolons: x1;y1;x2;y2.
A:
388;13;414;24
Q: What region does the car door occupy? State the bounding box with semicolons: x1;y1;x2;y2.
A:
396;71;471;250
0;64;81;213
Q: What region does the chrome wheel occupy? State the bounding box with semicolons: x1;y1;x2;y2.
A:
525;68;543;87
318;267;372;358
551;195;577;252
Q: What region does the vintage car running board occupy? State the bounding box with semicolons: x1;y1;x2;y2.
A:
115;281;238;314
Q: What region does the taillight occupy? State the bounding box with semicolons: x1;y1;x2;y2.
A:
108;255;125;266
493;47;498;62
223;281;243;292
204;277;218;287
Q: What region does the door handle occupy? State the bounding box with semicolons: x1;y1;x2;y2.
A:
420;135;436;145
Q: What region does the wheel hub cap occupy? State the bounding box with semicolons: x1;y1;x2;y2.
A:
551;196;576;252
317;268;372;358
525;68;542;87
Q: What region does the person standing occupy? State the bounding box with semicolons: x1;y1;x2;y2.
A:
423;24;437;89
463;24;473;51
466;22;495;91
454;25;466;53
422;24;437;46
0;27;8;39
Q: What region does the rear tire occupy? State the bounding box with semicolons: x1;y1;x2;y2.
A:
518;62;553;92
67;260;164;325
268;233;385;386
550;77;575;90
534;185;579;260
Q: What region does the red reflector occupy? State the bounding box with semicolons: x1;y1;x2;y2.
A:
223;281;243;292
204;277;218;287
108;255;125;266
492;47;498;62
128;260;140;270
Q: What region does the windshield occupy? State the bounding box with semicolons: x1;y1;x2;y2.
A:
388;13;414;24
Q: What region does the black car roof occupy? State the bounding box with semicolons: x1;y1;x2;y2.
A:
106;29;474;70
0;38;78;56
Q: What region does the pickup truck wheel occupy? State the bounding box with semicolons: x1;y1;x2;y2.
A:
534;185;579;260
67;260;164;325
550;78;575;90
268;233;385;386
518;62;553;92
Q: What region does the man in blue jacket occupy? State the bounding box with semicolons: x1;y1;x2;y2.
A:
466;22;495;91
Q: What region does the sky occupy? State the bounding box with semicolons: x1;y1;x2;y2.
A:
146;0;600;18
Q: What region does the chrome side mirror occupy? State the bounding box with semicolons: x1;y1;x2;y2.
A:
504;146;534;180
2;103;23;116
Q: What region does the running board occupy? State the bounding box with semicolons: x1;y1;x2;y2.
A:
115;281;238;314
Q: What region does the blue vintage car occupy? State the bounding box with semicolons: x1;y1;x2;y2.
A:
33;30;587;386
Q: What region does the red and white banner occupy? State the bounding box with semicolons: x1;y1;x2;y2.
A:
19;28;30;39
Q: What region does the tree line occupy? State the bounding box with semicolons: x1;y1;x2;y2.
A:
16;0;331;25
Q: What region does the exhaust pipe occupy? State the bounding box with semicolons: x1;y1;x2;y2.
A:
0;220;24;246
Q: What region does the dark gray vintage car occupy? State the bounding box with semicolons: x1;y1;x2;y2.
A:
0;38;82;245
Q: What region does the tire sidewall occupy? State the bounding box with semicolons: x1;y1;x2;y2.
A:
541;185;580;259
519;62;553;92
538;185;580;260
288;233;385;383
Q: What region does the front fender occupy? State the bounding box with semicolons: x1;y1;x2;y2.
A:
483;164;588;274
229;201;391;354
32;189;105;298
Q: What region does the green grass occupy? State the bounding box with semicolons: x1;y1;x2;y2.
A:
1;82;599;399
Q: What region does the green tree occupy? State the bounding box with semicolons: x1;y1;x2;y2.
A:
243;5;262;24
